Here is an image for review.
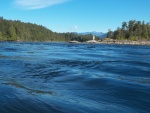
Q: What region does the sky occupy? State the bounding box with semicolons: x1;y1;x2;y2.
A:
0;0;150;33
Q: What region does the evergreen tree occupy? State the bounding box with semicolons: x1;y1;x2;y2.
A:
0;31;2;40
122;22;127;30
107;29;113;38
10;25;17;41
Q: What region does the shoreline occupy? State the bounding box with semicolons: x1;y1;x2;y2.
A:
97;40;150;46
69;40;150;46
1;40;150;46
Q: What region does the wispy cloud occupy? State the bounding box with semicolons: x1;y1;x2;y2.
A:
14;0;68;10
74;25;78;30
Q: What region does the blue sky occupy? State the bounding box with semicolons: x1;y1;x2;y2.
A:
0;0;150;33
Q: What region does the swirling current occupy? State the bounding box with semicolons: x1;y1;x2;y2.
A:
0;42;150;113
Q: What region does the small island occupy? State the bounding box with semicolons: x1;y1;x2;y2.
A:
102;20;150;45
70;20;150;45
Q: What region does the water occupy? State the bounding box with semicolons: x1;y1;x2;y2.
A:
0;42;150;113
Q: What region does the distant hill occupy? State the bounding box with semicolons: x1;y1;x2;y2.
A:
0;17;99;42
76;31;107;38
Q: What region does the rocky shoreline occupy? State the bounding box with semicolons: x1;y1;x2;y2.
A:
69;39;150;45
98;40;150;45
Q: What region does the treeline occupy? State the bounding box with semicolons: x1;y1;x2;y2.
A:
0;17;98;42
107;20;150;41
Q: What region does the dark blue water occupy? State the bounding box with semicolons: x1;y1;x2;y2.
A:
0;42;150;113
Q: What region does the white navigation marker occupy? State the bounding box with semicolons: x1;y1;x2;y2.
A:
93;35;95;40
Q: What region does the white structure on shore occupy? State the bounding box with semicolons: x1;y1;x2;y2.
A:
93;35;95;40
86;35;97;43
69;35;99;44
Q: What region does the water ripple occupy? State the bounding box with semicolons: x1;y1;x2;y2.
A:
0;42;150;113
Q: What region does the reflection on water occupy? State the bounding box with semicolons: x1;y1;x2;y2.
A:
0;42;150;113
2;81;53;95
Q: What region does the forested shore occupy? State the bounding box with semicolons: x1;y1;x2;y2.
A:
0;17;99;42
107;20;150;41
1;17;150;45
